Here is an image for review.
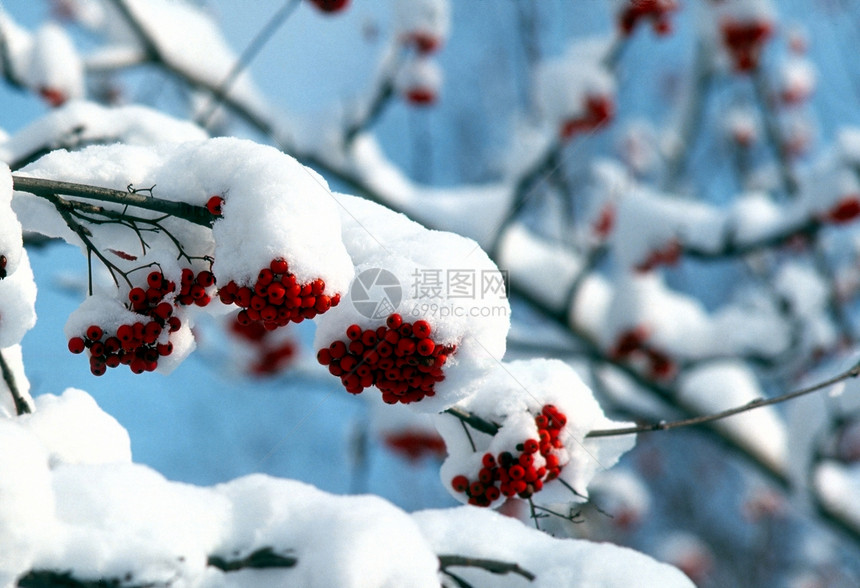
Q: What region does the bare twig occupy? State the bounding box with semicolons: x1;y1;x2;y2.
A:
196;0;301;129
751;67;799;197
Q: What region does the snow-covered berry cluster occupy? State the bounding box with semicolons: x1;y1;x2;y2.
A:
218;258;340;329
450;405;569;507
617;0;678;37
67;270;182;375
316;313;456;404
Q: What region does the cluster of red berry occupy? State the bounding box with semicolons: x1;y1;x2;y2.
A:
635;238;681;272
229;315;297;376
560;95;614;140
611;326;675;380
316;313;456;404
383;430;447;463
217;259;340;330
67;270;182;375
450;405;569;507
618;0;677;36
822;197;860;225
175;268;216;307
720;19;773;73
0;254;7;279
308;0;349;14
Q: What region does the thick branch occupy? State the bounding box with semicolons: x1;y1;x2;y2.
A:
438;555;536;582
0;348;30;415
207;547;297;571
12;175;214;227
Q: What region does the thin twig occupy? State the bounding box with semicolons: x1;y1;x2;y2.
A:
0;348;31;415
587;360;860;438
196;0;300;129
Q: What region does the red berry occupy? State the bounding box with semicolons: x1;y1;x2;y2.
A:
86;325;103;341
386;314;402;329
270;258;289;274
147;271;163;289
206;196;224;216
128;288;146;306
451;475;469;492
68;337;86;354
412;320;431;338
416;338;435;356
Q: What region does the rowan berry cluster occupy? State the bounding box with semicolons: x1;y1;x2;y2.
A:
560;95;614;140
316;313;456;404
217;258;340;330
635;238;681;272
176;268;215;307
67;270;182;375
229;315;297;376
720;19;773;72
308;0;350;13
611;327;675;380
383;430;447;462
450;405;569;507
618;0;677;36
822;197;860;225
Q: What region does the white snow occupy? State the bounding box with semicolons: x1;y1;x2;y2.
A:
677;361;787;474
413;506;695;587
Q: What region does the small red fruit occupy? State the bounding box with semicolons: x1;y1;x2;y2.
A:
68;337;86;354
206;196;224;216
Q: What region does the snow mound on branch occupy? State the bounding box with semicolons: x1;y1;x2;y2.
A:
534;38;615;131
18;138;353;292
0;13;83;105
677;361;787;473
611;188;724;271
437;359;635;508
0;101;207;168
0;249;37;348
28;23;84;104
813;461;860;533
314;193;509;412
413;506;695;587
393;0;451;49
0;420;55;588
213;475;439;588
18;388;131;466
77;0;267;116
